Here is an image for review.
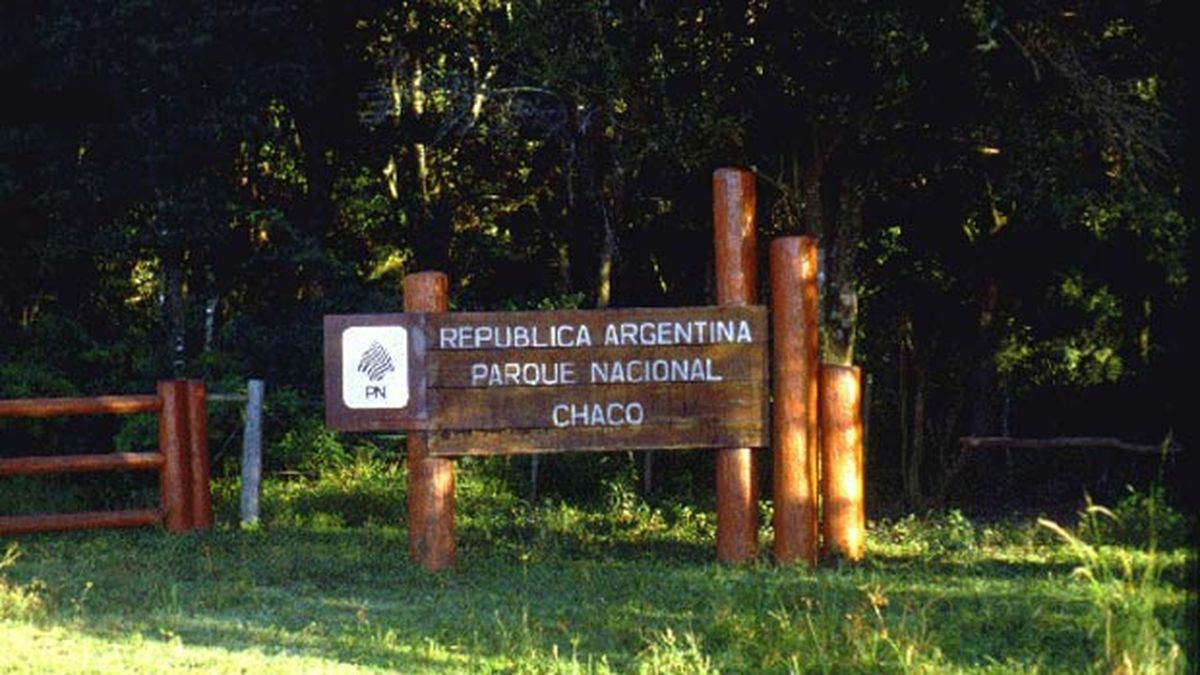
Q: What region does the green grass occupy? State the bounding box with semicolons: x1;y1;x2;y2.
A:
1;461;1195;673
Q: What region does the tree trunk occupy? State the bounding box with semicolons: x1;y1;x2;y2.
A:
801;165;824;238
968;280;1002;436
898;324;909;502
899;315;924;507
203;295;217;353
162;242;186;378
556;241;573;297
796;131;841;238
909;364;926;508
408;58;449;271
823;182;863;365
383;55;449;271
596;204;616;308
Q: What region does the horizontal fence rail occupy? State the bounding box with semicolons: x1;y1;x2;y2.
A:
0;452;164;476
0;395;159;418
0;509;162;536
0;380;210;536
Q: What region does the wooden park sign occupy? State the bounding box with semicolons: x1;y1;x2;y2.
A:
318;168;862;572
324;306;767;455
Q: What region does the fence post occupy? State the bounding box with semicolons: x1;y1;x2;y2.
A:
240;379;265;527
770;237;821;565
712;167;758;564
157;380;192;532
404;271;456;571
186;379;212;530
820;364;865;561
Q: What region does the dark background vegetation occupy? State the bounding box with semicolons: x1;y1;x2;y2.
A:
1;1;1193;514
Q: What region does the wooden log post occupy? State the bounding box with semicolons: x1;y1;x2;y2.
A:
770;236;820;565
157;380;192;532
820;364;865;561
712;167;759;563
404;271;456;571
186;379;213;530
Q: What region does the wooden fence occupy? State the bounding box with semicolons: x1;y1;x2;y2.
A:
0;380;211;535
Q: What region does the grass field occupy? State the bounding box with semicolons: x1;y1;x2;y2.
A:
1;459;1195;673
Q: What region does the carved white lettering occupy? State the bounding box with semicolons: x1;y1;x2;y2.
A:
737;320;752;343
470;363;488;385
550;401;646;427
472;361;578;386
588;358;721;383
600;320;753;346
551;404;569;427
503;362;520;384
440;324;593;350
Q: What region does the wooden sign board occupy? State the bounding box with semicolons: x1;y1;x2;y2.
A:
324;306;767;455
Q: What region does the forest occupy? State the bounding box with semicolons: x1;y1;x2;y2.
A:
1;1;1193;510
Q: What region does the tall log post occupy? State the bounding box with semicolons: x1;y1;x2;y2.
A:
820;364;865;561
186;379;213;530
770;237;820;565
404;271;456;570
712;167;759;563
157;380;192;533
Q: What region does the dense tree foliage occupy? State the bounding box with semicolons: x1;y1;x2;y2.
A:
2;1;1192;506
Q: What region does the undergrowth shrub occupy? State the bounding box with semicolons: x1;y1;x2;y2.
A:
113;413;158;453
0;544;44;621
0;357;77;400
261;450;406;528
0;473;154;516
1094;485;1190;550
260;387;324;471
273;416;349;473
1040;495;1187;674
872;509;980;557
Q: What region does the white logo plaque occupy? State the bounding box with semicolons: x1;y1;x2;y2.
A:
342;326;409;409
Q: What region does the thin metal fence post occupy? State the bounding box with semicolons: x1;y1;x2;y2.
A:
240;379;265;527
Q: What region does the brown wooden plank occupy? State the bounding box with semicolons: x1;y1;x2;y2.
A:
426;306;766;351
428;422;766;456
0;509;162;535
324;307;768;435
427;381;765;432
0;395;159;418
0;452;164;477
428;343;764;388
